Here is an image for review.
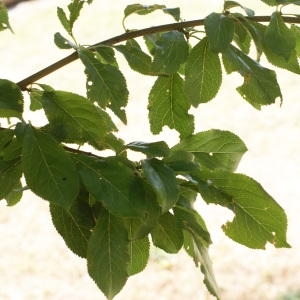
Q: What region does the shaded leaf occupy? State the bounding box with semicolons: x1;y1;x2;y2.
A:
95;46;118;66
54;32;76;49
126;141;170;157
29;88;43;111
141;158;179;213
184;37;222;106
163;7;181;21
172;129;247;172
150;31;189;75
3;138;22;160
5;180;22;206
87;208;129;300
223;1;255;17
233;21;251;54
22;125;79;209
151;211;183;253
164;151;200;173
0;129;14;151
148;73;194;138
78;49;128;123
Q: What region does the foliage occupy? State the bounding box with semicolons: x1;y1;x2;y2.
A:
2;0;300;298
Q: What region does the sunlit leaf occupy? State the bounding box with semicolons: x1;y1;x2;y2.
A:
0;1;13;32
54;32;76;49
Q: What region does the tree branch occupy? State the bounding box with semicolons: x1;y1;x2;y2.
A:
16;15;300;91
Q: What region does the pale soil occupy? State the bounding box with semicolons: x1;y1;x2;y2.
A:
1;1;300;299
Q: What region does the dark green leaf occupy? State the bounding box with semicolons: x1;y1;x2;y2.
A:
184;37;222;106
50;195;96;258
78;49;128;124
3;138;22;160
265;11;296;61
0;157;22;200
124;4;166;19
0;129;14;151
125;218;150;276
22;125;80;209
233;21;251;54
204;13;235;53
73;154;146;219
172;130;247;172
177;181;198;209
0;2;13;32
164;151;200;173
29;88;43;111
57;7;71;34
290;24;300;57
148;74;194;138
68;0;84;31
149;31;189;75
94;133;125;155
95;46;118;66
0;79;23;118
163;7;181;21
54;32;76;49
222;44;282;106
193;170;291;249
141;158;179;213
126;141;170;157
5;180;22;206
42;90;107;147
115;39;152;75
223;1;255;17
87;208;129;300
144;33;161;56
151;211;183;253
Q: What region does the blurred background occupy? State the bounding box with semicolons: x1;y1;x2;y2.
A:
1;0;300;299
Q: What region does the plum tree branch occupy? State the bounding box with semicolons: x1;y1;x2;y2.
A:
16;15;300;91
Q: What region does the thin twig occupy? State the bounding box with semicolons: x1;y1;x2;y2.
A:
16;15;300;90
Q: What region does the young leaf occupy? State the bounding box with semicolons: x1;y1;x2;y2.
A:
222;44;282;106
265;11;296;61
57;7;71;34
141;158;179;213
41;90;107;147
50;195;96;258
115;39;152;75
148;73;194;138
68;0;85;31
5;180;22;206
72;154;146;219
0;1;13;32
54;32;76;49
87;207;129;300
0;79;23;118
78;49;128;123
149;31;189;75
192;170;291;249
125;218;150;276
204;13;235;53
0;129;14;150
172;129;247;172
184;37;222;107
125;141;170;157
0;157;22;200
151;211;183;253
22;125;80;209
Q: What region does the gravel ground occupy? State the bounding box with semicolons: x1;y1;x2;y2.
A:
1;1;300;299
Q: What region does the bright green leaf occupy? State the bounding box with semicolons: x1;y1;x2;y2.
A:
265;11;296;61
0;2;13;32
87;208;129;300
124;4;166;19
151;211;183;253
57;7;71;34
204;13;235;53
149;31;189;75
29;88;43;111
78;49;128;124
126;141;170;157
0;79;23;118
290;24;300;57
233;21;251;54
68;0;84;31
141;158;179;213
172;129;247;172
22;125;80;209
148;73;194;138
184;37;222;106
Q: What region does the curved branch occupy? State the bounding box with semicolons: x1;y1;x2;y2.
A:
17;15;300;91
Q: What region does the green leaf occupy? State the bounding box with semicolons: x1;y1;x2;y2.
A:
42;90;107;147
126;141;170;157
222;44;282;106
144;33;161;56
50;195;96;258
3;138;22;160
115;39;152;75
163;7;181;21
192;170;291;249
290;24;300;57
149;31;189;75
22;125;80;209
73;154;146;219
78;49;128;124
141;158;179;214
223;1;255;17
57;7;71;34
172;129;247;172
164;151;200;173
260;0;277;5
95;46;118;66
0;157;22;200
0;79;23;118
5;180;22;206
204;13;235;53
184;37;222;107
148;73;194;138
54;32;76;49
177;181;198;209
87;207;129;300
151;211;183;253
265;11;296;61
68;0;84;31
125;218;150;276
124;4;166;19
0;2;13;32
233;21;251;54
29;88;43;111
0;129;14;151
